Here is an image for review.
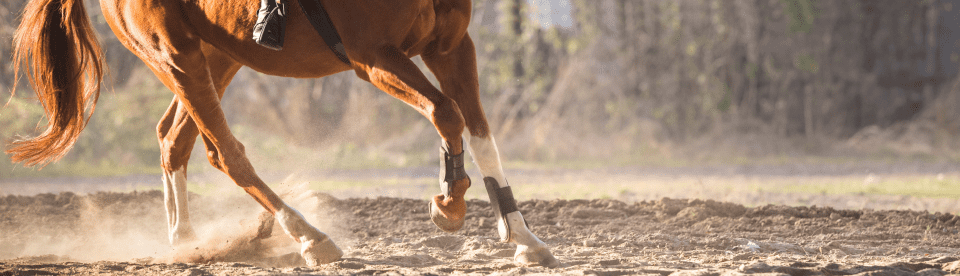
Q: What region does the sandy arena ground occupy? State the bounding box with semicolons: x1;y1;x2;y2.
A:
4;167;960;276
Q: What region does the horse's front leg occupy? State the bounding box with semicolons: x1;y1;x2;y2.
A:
467;134;559;268
430;139;472;232
356;44;473;233
422;35;559;268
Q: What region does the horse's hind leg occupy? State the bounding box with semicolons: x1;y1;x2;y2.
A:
158;97;198;245
156;45;242;245
422;35;559;268
113;4;341;264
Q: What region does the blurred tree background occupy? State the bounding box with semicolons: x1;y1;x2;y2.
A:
3;0;960;178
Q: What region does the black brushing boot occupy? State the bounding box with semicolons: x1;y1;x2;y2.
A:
252;0;286;51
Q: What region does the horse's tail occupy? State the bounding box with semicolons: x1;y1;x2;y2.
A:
7;0;104;167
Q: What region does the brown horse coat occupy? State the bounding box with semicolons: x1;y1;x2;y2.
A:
8;0;557;267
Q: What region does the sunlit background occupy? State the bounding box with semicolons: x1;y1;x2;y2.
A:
3;0;960;214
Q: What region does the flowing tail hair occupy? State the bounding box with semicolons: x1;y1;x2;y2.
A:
7;0;104;167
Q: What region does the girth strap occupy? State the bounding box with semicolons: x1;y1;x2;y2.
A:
296;0;351;64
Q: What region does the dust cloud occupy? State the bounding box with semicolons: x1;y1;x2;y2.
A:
0;180;352;266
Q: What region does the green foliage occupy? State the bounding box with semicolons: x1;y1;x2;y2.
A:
793;53;819;74
567;0;598;53
1;94;46;175
716;83;732;112
1;78;169;178
746;63;759;80
781;0;818;33
0;94;47;134
771;175;960;199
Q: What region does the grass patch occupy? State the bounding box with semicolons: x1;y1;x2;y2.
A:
764;175;960;199
3;161;161;179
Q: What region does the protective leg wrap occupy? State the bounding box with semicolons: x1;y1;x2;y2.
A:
484;177;524;241
429;141;471;232
440;142;468;197
484;177;518;217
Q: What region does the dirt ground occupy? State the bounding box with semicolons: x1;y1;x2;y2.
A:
4;176;960;276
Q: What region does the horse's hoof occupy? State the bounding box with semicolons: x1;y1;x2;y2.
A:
170;227;197;246
301;236;343;266
429;196;465;232
515;246;560;268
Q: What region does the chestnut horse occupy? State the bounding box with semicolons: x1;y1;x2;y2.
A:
7;0;557;267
